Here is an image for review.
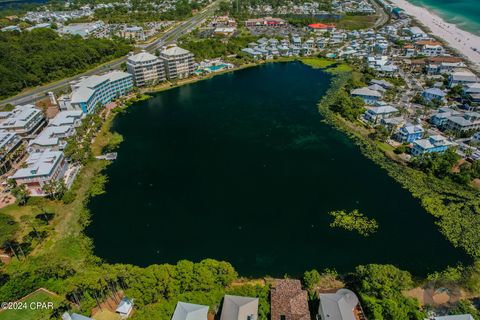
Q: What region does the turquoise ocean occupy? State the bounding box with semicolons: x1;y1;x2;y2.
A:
406;0;480;35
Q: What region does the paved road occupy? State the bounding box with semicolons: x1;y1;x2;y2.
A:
0;1;219;107
372;0;389;29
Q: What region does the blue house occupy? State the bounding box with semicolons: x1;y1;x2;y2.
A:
422;88;446;102
395;124;424;143
430;108;462;129
411;135;453;156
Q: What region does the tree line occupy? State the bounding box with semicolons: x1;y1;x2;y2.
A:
0;28;132;98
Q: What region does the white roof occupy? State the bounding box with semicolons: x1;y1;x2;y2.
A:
11;150;63;179
70;71;131;104
0;130;18;149
351;87;382;97
161;45;191;57
28;126;71;147
116;297;133;315
401;124;424;134
171;302;209;320
451;70;477;82
368;105;398;114
220;295;259;320
319;289;359;320
429;315;474;320
128;50;158;63
0;105;42;130
423;88;446;97
414;135;452;149
49;111;83;127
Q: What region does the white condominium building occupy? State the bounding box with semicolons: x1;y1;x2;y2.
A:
159;45;195;80
69;71;134;114
10;150;68;196
0;105;45;137
127;50;166;86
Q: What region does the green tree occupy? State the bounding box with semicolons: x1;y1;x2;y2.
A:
11;184;29;205
303;269;321;290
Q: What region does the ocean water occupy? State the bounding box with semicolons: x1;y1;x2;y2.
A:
407;0;480;35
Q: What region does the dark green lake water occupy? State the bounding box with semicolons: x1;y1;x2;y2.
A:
87;62;469;277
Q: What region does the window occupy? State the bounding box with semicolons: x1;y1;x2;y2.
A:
280;316;286;320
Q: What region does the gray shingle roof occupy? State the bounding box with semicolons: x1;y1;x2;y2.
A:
319;289;359;320
220;295;258;320
171;302;209;320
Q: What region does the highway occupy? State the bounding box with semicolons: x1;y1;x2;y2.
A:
0;1;219;107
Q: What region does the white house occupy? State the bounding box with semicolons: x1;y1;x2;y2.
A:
116;297;134;319
364;105;399;124
171;302;208;320
449;69;478;88
351;87;383;104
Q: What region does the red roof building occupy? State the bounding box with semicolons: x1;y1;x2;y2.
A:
308;23;336;32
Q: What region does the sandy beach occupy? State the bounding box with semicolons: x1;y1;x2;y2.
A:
388;0;480;71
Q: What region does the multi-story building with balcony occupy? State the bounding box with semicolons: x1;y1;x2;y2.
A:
0;105;45;137
69;71;134;114
159;45;195;80
127;50;166;86
10;150;68;196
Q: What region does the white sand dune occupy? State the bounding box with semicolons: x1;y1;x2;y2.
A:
388;0;480;71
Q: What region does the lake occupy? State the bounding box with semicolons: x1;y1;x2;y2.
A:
87;62;469;277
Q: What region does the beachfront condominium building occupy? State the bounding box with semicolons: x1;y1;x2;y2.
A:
10;150;68;196
127;50;166;86
69;71;134;114
0;105;46;137
159;45;195;80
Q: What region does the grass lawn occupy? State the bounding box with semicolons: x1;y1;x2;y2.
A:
301;58;352;74
335;15;378;30
0;290;62;320
93;310;121;320
301;57;336;69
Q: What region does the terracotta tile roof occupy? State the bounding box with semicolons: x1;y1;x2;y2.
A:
270;279;310;320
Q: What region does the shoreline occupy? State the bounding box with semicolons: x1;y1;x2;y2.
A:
387;0;480;71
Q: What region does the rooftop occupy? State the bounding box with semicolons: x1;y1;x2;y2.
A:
11;150;63;179
220;295;258;320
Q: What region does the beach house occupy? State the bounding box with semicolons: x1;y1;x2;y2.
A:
422;88;446;102
411;135;453;156
395;124;424;142
449;69;478;88
351;87;383;104
364;105;399;124
220;295;258;320
171;302;208;320
318;289;363;320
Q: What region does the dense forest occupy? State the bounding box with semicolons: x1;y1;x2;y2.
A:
93;0;202;23
0;28;131;98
